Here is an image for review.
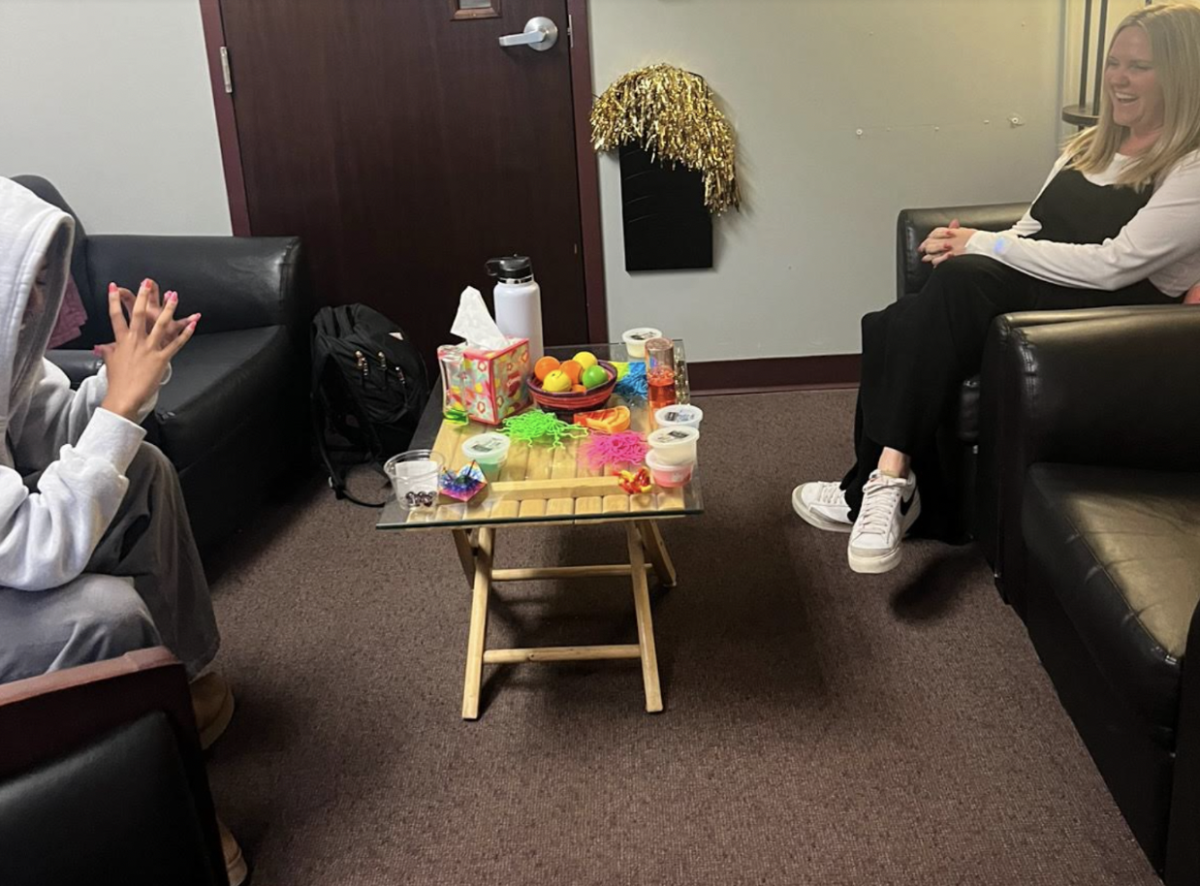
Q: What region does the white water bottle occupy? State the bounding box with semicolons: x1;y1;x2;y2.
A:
486;255;544;361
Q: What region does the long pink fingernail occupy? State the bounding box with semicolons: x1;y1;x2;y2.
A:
166;291;178;303
108;282;117;293
142;278;152;289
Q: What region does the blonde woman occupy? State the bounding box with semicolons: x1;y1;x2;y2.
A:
794;3;1200;574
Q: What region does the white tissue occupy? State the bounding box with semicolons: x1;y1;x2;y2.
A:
450;286;510;351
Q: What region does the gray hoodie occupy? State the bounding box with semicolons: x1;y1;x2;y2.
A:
0;178;157;591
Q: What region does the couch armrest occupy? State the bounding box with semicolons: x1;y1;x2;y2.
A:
45;349;103;387
86;233;307;336
896;203;1027;301
982;305;1200;613
0;648;224;882
976;303;1184;576
0;648;196;779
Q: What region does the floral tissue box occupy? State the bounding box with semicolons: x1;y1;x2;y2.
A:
437;338;530;425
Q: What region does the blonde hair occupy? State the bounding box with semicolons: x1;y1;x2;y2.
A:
1067;2;1200;189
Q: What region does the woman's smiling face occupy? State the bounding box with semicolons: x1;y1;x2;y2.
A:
1106;26;1165;136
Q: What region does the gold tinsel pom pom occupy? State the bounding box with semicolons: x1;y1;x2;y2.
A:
591;63;740;215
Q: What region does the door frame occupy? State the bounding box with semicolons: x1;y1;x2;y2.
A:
197;0;608;343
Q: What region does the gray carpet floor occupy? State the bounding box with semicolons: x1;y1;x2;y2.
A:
204;389;1161;886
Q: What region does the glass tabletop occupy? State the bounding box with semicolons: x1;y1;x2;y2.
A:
377;341;704;530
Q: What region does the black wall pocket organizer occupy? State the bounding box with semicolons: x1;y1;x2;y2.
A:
619;144;713;272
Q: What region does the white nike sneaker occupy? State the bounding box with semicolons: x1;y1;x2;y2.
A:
792;481;853;533
847;470;921;574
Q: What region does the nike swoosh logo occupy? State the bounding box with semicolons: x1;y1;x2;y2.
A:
900;493;915;516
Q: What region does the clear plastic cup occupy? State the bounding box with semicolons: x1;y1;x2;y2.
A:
384;450;446;508
622;327;663;360
461;433;511;481
646;449;694;488
654;403;703;431
647;426;699;466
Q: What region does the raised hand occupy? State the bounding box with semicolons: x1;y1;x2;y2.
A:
98;281;198;422
116;278;200;339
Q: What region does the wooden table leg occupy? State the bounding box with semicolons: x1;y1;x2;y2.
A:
637;521;677;588
626;523;663;713
452;529;475;588
462;526;495;720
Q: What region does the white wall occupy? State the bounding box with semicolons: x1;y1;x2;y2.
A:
0;0;231;235
590;0;1068;361
1;0;1077;360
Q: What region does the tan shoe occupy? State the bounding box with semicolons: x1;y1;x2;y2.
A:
190;672;235;750
218;818;249;886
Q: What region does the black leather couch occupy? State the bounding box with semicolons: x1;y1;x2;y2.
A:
0;648;229;885
990;309;1200;884
12;176;311;553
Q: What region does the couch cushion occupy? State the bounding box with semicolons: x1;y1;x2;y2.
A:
1022;464;1200;736
154;326;291;470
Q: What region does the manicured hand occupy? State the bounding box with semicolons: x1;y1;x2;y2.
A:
919;219;977;267
97;282;198;422
117;278;199;339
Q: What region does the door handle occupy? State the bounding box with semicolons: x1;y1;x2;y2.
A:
498;16;559;52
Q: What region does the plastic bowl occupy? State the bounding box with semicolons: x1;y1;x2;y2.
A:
384;450;446;507
654;403;704;431
646;449;694;488
461;433;511;480
646;426;699;466
527;360;619;412
622;327;663;360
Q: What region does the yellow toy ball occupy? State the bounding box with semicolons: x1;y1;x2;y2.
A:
542;369;572;393
573;351;599;371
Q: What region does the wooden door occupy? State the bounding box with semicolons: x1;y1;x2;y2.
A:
218;0;590;357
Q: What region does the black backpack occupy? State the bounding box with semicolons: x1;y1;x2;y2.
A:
310;304;430;506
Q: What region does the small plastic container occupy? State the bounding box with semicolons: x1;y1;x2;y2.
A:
385;450;446;508
646;449;694;488
655;403;704;432
461;433;512;481
622;327;663;360
646;426;699;466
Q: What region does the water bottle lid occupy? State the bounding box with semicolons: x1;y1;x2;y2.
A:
486;255;534;283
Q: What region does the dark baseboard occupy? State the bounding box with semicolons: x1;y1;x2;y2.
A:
688;353;860;395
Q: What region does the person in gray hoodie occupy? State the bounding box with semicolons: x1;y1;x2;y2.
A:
0;177;247;883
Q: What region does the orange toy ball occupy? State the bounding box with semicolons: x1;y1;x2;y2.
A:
534;356;560;382
559;359;583;385
572;384;587;393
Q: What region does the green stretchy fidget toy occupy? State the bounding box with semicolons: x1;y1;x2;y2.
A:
498;409;590;448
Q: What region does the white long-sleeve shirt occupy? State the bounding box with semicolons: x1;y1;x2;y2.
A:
1;363;152;591
965;149;1200;296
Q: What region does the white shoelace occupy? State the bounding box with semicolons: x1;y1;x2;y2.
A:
813;482;846;505
856;478;906;536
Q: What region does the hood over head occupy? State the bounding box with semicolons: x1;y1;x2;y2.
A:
0;177;75;454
